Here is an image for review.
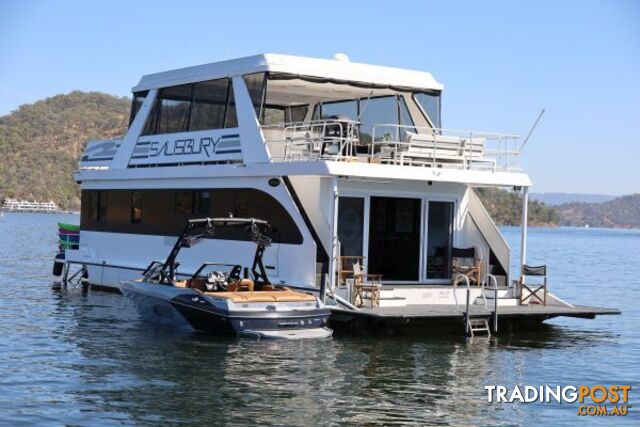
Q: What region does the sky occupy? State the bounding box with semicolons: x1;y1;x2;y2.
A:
1;0;639;195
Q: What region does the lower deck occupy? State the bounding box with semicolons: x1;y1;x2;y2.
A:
329;303;620;335
334;303;620;319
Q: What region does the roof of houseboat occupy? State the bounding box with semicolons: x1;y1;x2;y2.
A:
133;53;444;92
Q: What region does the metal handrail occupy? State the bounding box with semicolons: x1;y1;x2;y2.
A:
263;119;522;172
452;274;471;335
482;273;499;333
371;124;521;171
263;119;360;162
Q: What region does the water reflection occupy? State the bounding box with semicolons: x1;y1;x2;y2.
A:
47;285;620;426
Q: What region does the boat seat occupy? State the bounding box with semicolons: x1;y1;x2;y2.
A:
205;290;317;302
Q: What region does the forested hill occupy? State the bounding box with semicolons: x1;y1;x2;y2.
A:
556;194;640;229
0;91;130;210
475;187;559;226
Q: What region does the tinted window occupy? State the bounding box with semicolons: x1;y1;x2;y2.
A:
131;191;142;223
261;105;308;125
426;201;454;279
196;191;210;215
243;73;266;119
398;96;416;140
288;105;308;123
359;96;397;143
263;106;285;125
88;191;99;221
129;91;148;126
225;82;238;128
88;191;108;222
320;100;357;121
175;190;194;214
156;84;192;134
413;92;441;128
190;79;229;131
80;188;302;244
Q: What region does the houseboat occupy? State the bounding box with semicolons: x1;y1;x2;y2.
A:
3;198;58;213
61;53;619;335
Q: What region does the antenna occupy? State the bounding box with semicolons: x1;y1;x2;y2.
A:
519;108;545;153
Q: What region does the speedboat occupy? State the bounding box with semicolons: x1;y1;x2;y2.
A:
120;217;332;339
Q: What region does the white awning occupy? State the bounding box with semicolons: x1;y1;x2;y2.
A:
133;53;444;93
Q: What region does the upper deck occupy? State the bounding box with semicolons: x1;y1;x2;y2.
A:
77;54;530;188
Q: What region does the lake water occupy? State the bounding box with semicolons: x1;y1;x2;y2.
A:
0;213;638;426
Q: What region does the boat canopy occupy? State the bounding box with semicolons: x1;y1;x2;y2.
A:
133;53;444;93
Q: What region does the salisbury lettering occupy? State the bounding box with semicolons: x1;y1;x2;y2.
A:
149;137;221;158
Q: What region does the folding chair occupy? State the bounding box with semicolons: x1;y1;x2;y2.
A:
519;264;547;305
451;247;482;286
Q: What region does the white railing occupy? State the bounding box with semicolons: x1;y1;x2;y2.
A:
263;119;360;162
262;120;522;172
371;125;521;172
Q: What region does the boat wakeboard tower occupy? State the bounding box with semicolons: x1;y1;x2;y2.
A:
143;217;273;292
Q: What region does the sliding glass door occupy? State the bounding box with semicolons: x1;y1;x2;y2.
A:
338;194;456;283
368;197;421;281
337;197;365;259
425;201;455;280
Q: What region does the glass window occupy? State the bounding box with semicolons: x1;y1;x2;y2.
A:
175;190;194;214
131;191;142;223
263;106;285;125
368;197;421;281
88;191;99;221
320;100;357;121
338;197;364;259
190;79;229;131
129;91;148;126
196;191;211;215
426;201;454;279
141;99;159;135
156;84;192;134
243;73;266;119
98;191;107;222
359;96;397;144
81;188;303;244
287;105;308;123
399;96;416;140
413;92;441;128
261;105;308;125
225;82;238;128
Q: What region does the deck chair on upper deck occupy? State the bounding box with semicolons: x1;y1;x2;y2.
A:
451;247;482;286
519;264;547;305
